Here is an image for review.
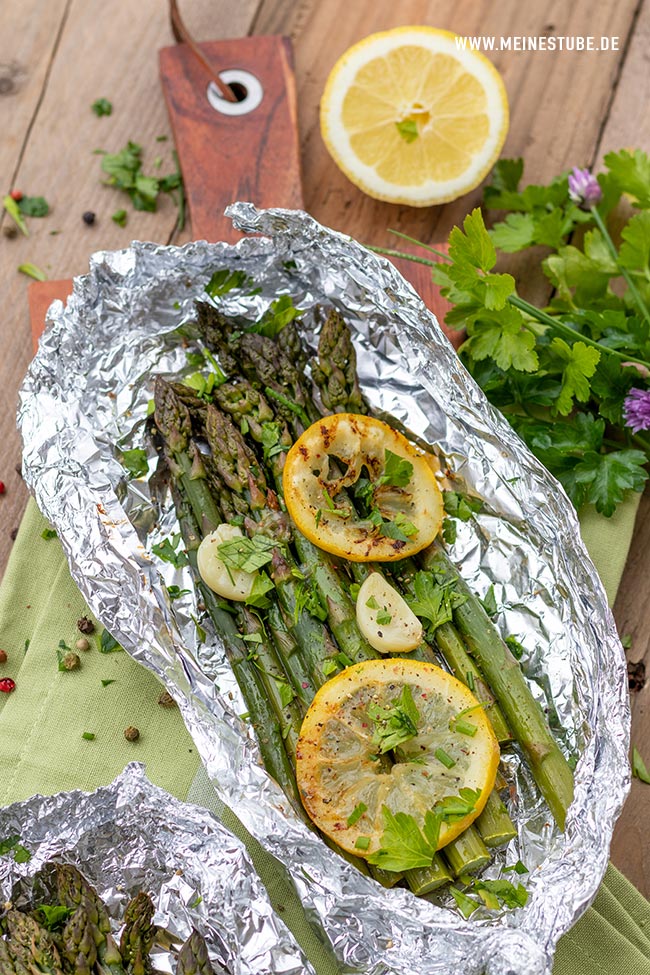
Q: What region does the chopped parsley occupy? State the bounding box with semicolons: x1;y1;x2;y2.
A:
82;732;96;741
217;534;277;573
442;491;484;522
244;573;275;609
0;834;31;864
167;585;190;601
376;608;392;626
365;595;379;609
91;98;112;116
368;685;420;754
41;527;58;540
205;268;258;298
396;119;419;143
405;572;455;631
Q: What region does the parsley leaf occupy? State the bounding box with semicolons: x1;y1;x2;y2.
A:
619;211;650;271
367;806;441;871
18;195;49;217
561;449;648;516
367;685;420;754
205;268;257;297
36;905;74;930
250;294;302;337
120;448;148;478
443;491;483;522
604;148;650;208
152;536;189;568
378;449;413;487
405;572;455;632
549;338;601;415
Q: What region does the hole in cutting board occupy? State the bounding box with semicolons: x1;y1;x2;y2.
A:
207;69;263;116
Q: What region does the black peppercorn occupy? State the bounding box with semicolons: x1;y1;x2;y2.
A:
82;211;96;226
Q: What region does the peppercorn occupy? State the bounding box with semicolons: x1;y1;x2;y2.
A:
158;690;176;708
82;211;96;226
124;726;140;742
62;652;81;671
0;650;7;664
77;616;95;634
0;678;15;693
76;638;90;652
10;190;22;202
2;225;17;239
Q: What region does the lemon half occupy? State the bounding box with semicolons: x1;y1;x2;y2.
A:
320;26;509;206
296;658;499;858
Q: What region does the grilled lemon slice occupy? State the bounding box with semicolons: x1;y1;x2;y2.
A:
296;658;499;861
282;413;443;561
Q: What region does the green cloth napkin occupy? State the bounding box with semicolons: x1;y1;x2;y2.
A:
0;495;645;974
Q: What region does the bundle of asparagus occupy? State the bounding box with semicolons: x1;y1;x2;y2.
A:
0;864;216;975
149;295;574;906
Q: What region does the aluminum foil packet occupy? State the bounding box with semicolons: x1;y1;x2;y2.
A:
0;763;314;975
18;204;630;975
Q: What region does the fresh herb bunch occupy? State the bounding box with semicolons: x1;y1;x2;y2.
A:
388;150;650;516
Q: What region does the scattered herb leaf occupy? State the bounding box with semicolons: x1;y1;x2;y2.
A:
100;630;123;654
18;195;49;217
91;98;113;116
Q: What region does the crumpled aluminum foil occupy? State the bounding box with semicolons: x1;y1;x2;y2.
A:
0;763;314;975
17;204;630;975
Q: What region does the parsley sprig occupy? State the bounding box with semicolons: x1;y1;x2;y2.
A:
382;150;650;516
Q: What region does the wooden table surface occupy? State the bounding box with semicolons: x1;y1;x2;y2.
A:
1;0;650;895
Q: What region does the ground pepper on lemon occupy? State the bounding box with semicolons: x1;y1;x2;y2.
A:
282;413;444;561
320;26;509;206
295;658;499;866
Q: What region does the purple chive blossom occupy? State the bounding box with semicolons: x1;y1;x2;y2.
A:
568;167;602;208
623;387;650;433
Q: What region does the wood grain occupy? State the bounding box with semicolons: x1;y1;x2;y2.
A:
592;0;650;898
160;35;303;242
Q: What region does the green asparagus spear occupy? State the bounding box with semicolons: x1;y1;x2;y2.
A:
54;865;124;975
422;543;574;828
176;931;214;975
119;893;156;975
60;907;97;975
4;911;65;975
